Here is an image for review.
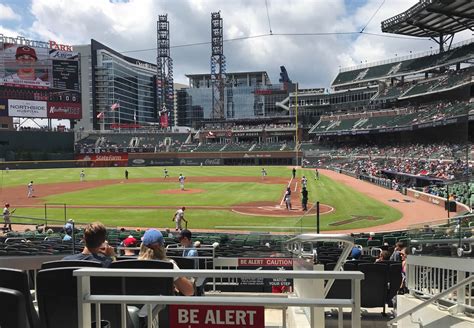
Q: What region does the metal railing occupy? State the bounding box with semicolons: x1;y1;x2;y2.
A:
387;275;474;327
285;234;355;297
74;268;364;328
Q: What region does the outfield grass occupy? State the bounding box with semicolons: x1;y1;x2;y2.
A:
3;166;402;231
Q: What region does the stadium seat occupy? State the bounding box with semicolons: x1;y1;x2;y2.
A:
358;263;388;314
0;268;40;328
41;260;102;269
110;260;175;327
37;267;80;328
0;287;30;328
387;263;402;307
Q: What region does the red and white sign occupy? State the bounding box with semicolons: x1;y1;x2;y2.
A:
169;305;264;328
160;112;168;128
75;153;128;162
238;258;293;267
47;102;81;119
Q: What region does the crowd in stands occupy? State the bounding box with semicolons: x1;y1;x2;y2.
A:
311;100;471;134
308;142;470;182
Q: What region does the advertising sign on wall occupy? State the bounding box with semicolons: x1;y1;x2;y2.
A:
47;102;81;119
8;99;47;118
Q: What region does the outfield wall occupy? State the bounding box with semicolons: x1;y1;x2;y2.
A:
128;151;302;166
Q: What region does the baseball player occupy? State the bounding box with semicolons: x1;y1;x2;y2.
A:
3;203;15;232
284;187;292;210
301;175;308;188
261;168;267;179
164;168;170;178
178;173;186;191
80;170;85;182
172;206;187;231
27;181;34;198
315;168;319;180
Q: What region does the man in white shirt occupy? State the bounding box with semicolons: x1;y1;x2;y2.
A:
27;181;34;198
2;46;49;87
178;174;186;191
172;206;187;231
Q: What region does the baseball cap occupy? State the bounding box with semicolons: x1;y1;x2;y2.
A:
4;203;9;207
178;229;192;240
351;247;361;259
16;46;37;60
142;229;164;246
123;235;137;247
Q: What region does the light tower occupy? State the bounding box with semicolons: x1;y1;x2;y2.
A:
157;14;174;127
210;11;226;119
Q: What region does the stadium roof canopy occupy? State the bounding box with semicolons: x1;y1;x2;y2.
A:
381;0;474;38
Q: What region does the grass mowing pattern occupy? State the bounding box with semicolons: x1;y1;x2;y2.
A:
4;166;402;231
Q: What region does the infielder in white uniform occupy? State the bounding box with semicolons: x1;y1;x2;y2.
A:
172;207;187;231
27;181;34;198
178;174;186;191
80;170;85;182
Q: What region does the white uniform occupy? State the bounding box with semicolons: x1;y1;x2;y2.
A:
80;170;85;182
301;177;308;188
174;209;185;231
3;207;11;230
178;175;185;191
27;182;34;198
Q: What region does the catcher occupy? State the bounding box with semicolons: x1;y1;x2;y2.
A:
3;203;16;233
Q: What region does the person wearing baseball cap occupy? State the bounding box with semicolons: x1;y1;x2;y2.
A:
3;46;47;85
121;235;138;256
138;229;194;295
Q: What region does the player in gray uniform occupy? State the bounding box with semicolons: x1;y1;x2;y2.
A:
164;168;170;178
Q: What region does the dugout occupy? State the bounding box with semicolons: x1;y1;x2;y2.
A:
381;170;445;188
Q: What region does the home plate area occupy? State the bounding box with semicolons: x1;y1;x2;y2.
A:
231;202;334;217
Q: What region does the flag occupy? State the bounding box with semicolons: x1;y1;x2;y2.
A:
96;112;104;119
110;103;120;111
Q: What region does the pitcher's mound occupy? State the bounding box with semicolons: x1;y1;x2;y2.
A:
159;189;204;195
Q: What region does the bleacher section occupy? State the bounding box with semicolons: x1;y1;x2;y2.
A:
333;40;474;86
310;102;472;135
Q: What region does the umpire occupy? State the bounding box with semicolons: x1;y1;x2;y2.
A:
301;187;308;211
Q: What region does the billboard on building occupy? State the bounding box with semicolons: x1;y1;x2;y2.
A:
0;36;82;119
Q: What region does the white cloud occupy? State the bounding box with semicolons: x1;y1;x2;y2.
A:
6;0;471;88
0;4;20;21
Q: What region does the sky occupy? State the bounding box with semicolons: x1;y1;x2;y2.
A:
0;0;472;88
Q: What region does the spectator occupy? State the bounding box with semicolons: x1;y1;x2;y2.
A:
64;219;74;234
350;246;362;260
121;235;138;256
138;229;194;295
179;229;198;257
376;250;391;262
390;242;405;262
62;222;116;267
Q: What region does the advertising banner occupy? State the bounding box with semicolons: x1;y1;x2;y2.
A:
47;102;81;119
169;305;264;328
75;153;128;167
8;99;47;118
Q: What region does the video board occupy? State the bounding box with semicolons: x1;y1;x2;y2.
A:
0;36;82;119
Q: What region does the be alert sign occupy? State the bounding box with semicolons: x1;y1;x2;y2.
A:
169;305;264;328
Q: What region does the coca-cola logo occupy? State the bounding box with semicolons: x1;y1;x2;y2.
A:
204;159;220;165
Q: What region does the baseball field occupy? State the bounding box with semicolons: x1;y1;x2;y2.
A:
0;166;403;232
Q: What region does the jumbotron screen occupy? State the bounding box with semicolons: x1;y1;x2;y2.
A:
0;38;81;119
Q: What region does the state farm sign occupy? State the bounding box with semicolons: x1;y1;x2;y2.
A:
169;305;264;328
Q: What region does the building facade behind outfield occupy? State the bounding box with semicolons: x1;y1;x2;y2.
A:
75;39;158;131
177;72;294;128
